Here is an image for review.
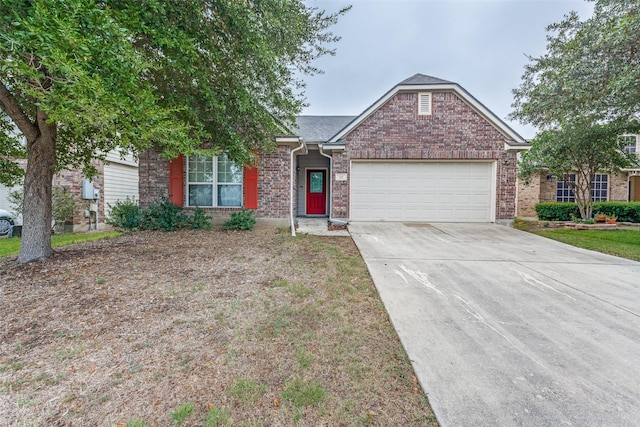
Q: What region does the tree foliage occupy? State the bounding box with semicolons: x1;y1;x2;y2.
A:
519;120;638;219
511;0;640;128
511;0;640;220
0;0;348;262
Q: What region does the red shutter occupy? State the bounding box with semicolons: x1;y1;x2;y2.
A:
244;164;258;209
169;154;184;207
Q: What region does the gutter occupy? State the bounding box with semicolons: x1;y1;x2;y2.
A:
319;144;348;225
290;138;306;236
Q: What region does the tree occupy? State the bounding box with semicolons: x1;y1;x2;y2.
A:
519;120;638;219
511;0;640;219
511;0;640;128
0;0;348;263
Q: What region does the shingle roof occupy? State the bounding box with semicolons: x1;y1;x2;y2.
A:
293;116;356;142
398;73;453;85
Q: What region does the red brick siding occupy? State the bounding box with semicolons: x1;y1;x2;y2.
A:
256;145;292;218
139;146;294;219
336;91;516;220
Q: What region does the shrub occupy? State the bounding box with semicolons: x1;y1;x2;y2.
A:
9;186;77;230
535;201;640;222
535;202;580;221
106;197;141;229
591;201;640;223
139;196;188;231
223;209;256;231
186;207;212;230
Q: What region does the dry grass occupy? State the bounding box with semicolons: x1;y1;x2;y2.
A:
0;227;437;426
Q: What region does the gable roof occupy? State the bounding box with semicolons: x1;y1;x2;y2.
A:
326;73;527;145
294;116;356;142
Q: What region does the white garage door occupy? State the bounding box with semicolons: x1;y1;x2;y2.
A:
104;162;138;218
350;161;495;222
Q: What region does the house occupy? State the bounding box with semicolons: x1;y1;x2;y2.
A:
138;74;530;225
0;150;139;232
516;134;640;217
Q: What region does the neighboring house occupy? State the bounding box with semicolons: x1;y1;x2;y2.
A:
516;134;640;217
0;150;139;231
139;74;529;225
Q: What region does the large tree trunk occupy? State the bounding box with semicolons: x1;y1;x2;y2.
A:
18;109;56;263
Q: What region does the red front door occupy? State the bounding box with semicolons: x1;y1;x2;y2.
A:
306;170;327;215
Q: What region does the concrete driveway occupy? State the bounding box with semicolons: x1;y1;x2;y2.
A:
349;222;640;427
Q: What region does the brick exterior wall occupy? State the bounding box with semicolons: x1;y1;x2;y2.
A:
517;172;633;218
53;162;105;231
138;147;171;208
333;91;518;220
138;145;294;221
256;145;293;218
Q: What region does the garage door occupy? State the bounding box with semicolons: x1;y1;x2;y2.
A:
350;162;494;222
104;162;138;218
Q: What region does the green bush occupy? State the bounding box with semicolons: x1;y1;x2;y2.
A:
592;201;640;222
139;196;188;231
535;201;640;222
223;209;256;231
106;197;140;229
534;203;580;221
9;185;77;231
186;207;212;230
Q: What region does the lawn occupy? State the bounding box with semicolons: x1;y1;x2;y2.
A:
0;231;122;257
530;226;640;262
0;227;437;426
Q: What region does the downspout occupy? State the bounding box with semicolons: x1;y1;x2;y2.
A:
290;138;305;236
319;144;348;225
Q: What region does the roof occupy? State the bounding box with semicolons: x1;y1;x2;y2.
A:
326;73;527;145
294;116;356;142
398;73;453;85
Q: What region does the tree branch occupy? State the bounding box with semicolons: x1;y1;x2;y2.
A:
0;80;38;141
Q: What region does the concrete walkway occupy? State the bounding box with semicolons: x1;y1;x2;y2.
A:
295;217;349;237
349;222;640;427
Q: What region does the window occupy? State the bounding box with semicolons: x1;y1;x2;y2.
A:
591;174;608;202
418;92;432;115
556;173;608;202
620;134;638;155
187;154;243;207
556;174;575;202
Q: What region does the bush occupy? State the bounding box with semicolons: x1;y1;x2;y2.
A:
534;203;580;221
592;201;640;223
106;197;141;229
223;209;256;231
186;207;212;230
139;196;188;231
9;185;77;230
535;201;640;222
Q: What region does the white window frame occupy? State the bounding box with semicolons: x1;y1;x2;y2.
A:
186;154;243;207
418;92;432;115
590;173;608;202
556;174;576;203
556;173;609;202
620;134;638;155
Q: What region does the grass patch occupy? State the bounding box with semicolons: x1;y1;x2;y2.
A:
0;231;121;258
170;402;194;426
282;377;326;408
534;228;640;261
227;378;268;403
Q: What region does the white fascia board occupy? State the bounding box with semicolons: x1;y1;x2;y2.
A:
276;136;303;144
321;143;345;151
329;83;527;144
504;143;532;151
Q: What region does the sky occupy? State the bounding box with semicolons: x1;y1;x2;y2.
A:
301;0;595;140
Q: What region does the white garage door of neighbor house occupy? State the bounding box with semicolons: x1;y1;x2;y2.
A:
350;161;495;222
104;162;139;218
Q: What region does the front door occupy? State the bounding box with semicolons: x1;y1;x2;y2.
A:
306;170;327;215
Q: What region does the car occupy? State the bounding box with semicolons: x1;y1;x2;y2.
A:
0;208;15;236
